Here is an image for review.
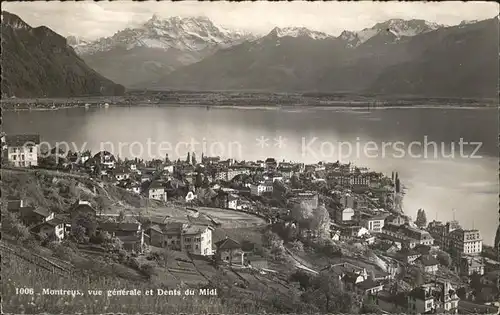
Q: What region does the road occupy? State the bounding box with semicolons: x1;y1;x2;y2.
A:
284;247;319;275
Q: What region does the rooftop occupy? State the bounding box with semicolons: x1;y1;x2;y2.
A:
4;134;40;146
215;237;241;250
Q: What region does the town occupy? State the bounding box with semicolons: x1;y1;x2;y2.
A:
1;133;499;314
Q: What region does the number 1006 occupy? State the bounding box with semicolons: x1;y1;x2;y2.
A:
16;288;34;295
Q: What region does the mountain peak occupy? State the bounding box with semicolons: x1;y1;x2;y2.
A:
71;15;254;55
339;18;444;47
1;11;31;30
268;26;331;40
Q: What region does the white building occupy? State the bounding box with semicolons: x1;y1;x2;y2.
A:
227;194;238;210
449;229;482;256
362;216;386;233
148;182;167;202
181;225;214;256
3;134;40;167
249;181;273;196
337;208;355;222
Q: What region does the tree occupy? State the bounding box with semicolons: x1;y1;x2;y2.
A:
290;240;304;253
72;212;97;240
395;177;401;193
117;210;125;223
292;201;314;223
291;174;302;189
191;152;197;166
495;224;500;256
361;301;384;314
413;269;425;287
311;205;331;238
165;153;171;164
1;212;30;241
415;209;427;228
186;152;191;164
436;250;452;267
290;270;312;290
195;173;203;188
303;271;360;313
96;195;111;214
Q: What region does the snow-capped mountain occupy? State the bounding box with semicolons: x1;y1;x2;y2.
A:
66;15;257;87
268;27;333;40
339;19;443;47
72;15;256;55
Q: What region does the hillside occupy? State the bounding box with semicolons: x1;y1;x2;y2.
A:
1;11;125;98
367;18;499;98
153;18;498;98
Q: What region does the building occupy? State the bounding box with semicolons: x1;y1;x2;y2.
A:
148;181;167;202
289;191;319;209
3;134;40;167
30;216;70;242
353;278;384;296
336;208;355;223
92;151;116;169
164;222;186;250
226;166;251;181
340;194;355;209
418;255;439;274
277;165;294;179
460;255;485;276
145;224;164;248
407;287;435;314
385;214;408;226
70;200;97;220
481;270;500;287
428;220;461;250
19;206;53;226
396;249;422;264
404;225;434;246
113;167;131;181
227;194;239;210
249;181;273;196
215;237;244;265
99;222;145;253
449;229;482;257
382;223;434;248
265;158;277;170
181;225;214;256
362;215;387;233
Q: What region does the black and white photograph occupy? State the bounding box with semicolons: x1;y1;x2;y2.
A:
1;1;499;314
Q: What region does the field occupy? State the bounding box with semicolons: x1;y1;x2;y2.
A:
197;207;266;228
1;238;307;314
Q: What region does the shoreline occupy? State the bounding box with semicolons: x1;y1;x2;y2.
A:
2;103;497;112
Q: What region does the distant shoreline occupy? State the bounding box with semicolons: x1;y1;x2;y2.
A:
1;102;497;112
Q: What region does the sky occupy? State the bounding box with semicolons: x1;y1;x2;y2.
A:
3;1;499;40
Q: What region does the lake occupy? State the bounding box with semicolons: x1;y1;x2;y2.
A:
3;105;498;245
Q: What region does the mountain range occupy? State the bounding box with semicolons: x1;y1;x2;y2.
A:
2;11;498;99
1;11;124;98
148;17;498;98
70;15;256;87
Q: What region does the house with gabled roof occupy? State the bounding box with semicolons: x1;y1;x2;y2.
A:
98;221;145;253
3;134;40;167
181;224;214;256
215;237;244;265
30;215;70;242
19;206;53;226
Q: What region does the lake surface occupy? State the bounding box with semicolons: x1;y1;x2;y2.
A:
4;105;498;245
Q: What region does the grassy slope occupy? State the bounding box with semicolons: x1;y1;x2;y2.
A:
0;170;311;313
